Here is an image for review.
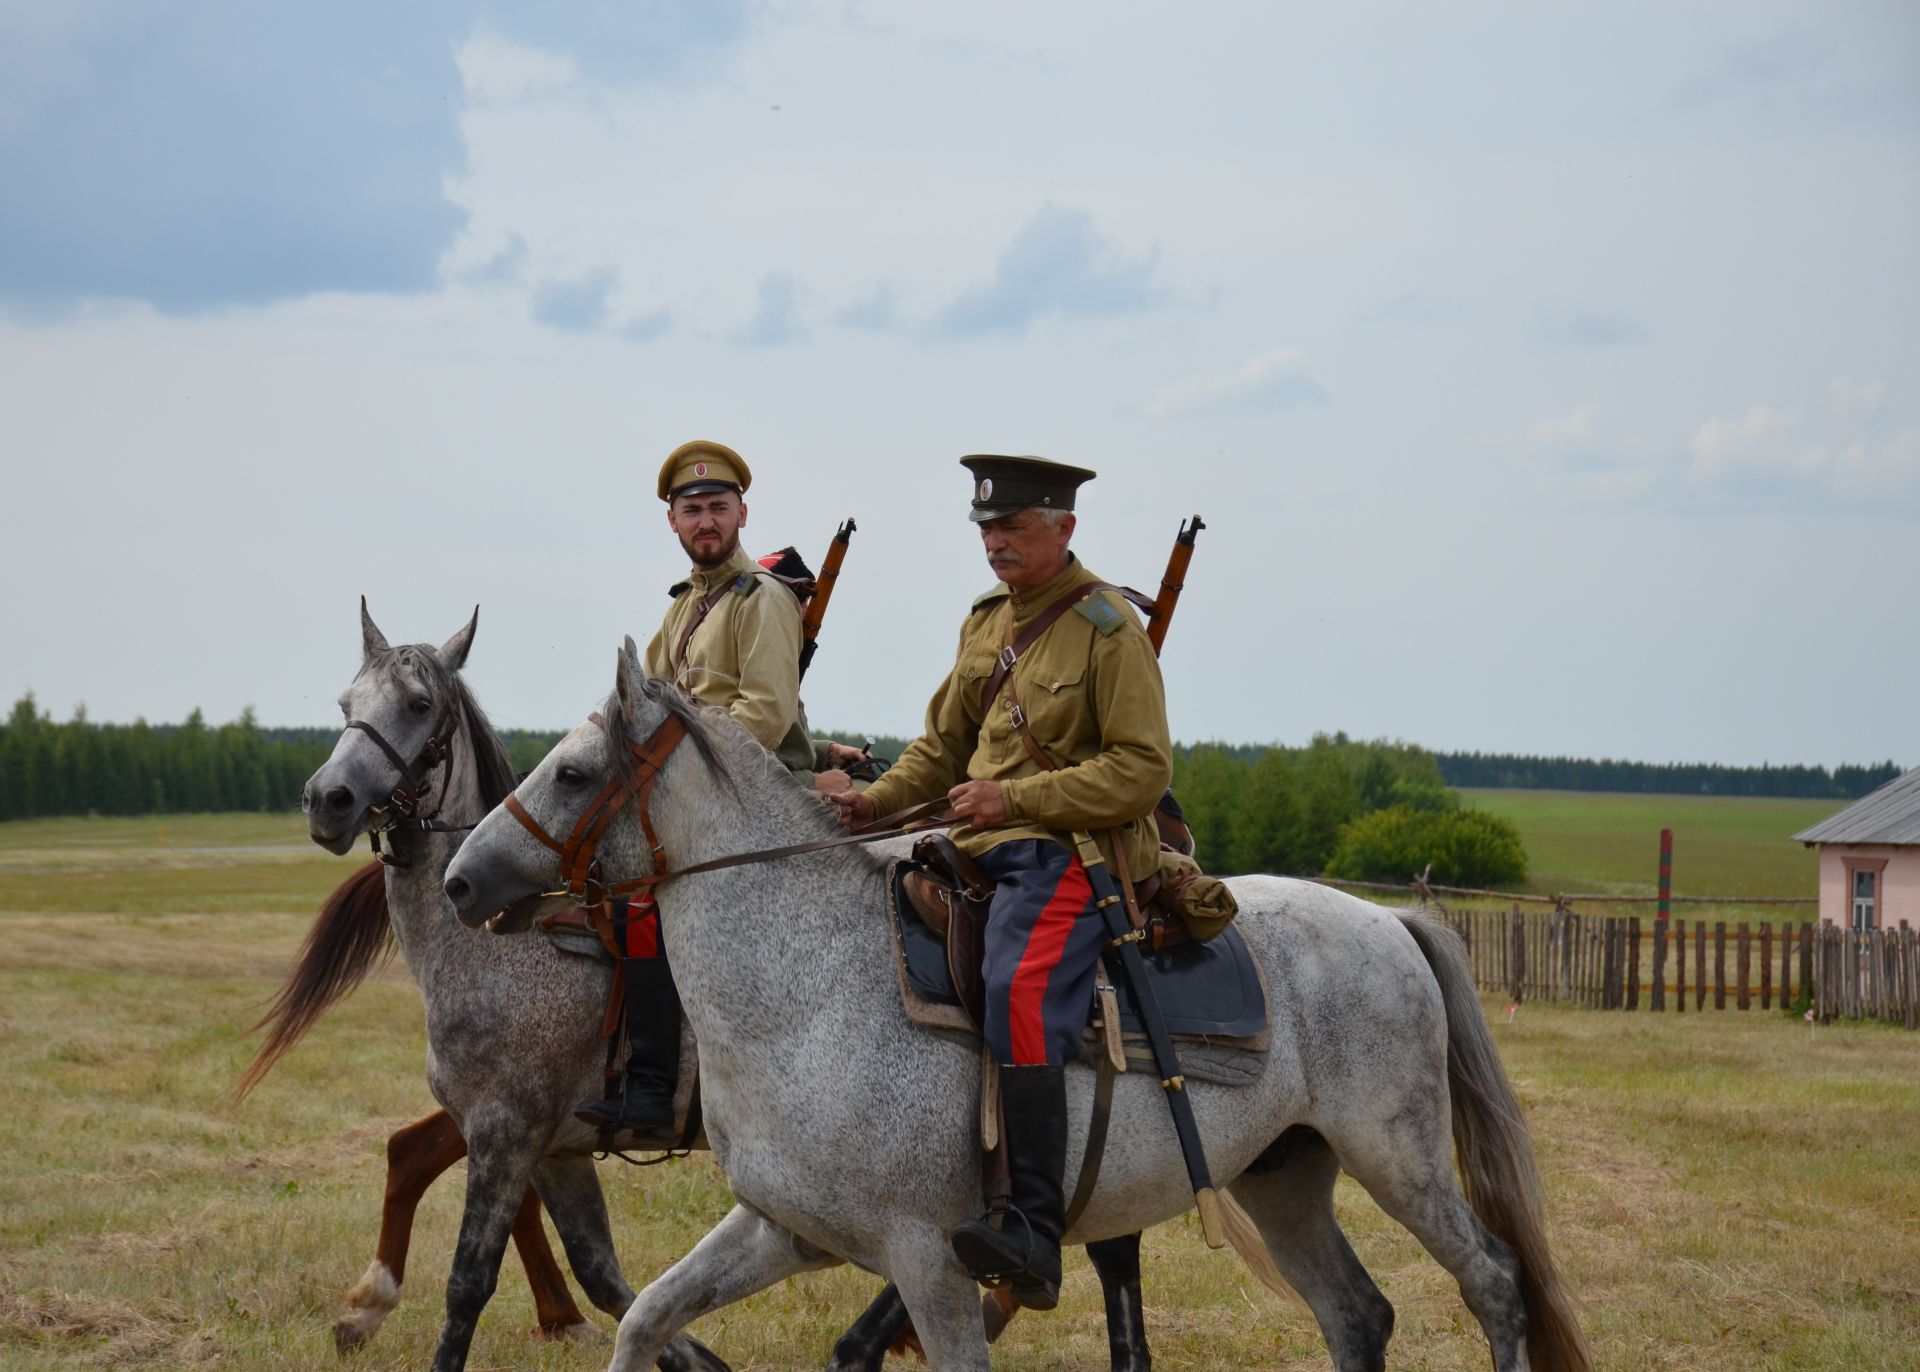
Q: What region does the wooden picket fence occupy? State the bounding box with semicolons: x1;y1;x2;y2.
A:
1436;906;1920;1029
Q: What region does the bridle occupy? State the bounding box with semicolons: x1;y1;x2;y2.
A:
344;696;468;867
503;708;954;908
503;710;687;906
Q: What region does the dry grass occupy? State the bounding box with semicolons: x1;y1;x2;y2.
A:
2;815;1916;1369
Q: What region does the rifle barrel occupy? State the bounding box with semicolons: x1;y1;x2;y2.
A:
799;518;856;679
1146;514;1205;657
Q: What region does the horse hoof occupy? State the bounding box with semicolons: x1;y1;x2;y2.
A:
333;1315;376;1354
539;1321;604;1344
333;1261;400;1354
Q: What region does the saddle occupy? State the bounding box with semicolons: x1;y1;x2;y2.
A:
888;837;1270;1082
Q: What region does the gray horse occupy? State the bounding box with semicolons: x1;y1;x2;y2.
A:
445;645;1592;1372
299;604;744;1372
292;604;1179;1370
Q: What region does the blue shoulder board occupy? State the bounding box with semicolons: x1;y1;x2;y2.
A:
1074;594;1127;636
731;573;761;598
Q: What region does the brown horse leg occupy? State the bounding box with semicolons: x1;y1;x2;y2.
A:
335;1110;468;1351
334;1110;592;1351
510;1182;596;1340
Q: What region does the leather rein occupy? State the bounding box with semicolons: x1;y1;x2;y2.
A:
344;700;470;867
503;710;954;908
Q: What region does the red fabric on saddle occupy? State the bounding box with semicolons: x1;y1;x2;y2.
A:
622;896;663;959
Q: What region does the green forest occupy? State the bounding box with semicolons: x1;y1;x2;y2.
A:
1434;750;1901;799
2;692;1902;886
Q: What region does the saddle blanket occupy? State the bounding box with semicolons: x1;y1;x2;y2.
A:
886;859;1271;1084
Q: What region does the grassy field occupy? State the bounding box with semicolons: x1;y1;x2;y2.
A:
3;813;1916;1370
1462;789;1842;905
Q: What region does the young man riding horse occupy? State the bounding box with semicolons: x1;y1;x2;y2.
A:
578;440;863;1147
830;455;1173;1311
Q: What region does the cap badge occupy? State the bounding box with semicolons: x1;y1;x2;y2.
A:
979;478;993;500
695;462;709;477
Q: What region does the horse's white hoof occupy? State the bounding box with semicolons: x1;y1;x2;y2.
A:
334;1261;400;1353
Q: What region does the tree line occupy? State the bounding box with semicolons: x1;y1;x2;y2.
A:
1433;751;1902;799
7;693;1898;890
0;695;567;822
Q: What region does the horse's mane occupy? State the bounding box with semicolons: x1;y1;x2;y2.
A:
604;678;742;809
232;643;516;1102
603;678;845;849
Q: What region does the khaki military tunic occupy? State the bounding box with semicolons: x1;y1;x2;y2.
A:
643;544;813;773
859;555;1173;878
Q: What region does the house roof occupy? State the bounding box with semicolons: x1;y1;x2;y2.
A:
1794;766;1920;846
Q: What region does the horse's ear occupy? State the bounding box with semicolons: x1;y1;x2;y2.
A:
438;606;479;671
616;636;644;721
360;596;390;661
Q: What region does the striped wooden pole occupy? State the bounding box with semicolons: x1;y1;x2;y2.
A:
1658;826;1673;923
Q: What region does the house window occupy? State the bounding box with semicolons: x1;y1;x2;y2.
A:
1852;868;1876;932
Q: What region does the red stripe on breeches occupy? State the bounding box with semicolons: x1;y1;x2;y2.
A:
1006;859;1093;1065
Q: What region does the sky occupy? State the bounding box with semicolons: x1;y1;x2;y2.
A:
1;0;1916;767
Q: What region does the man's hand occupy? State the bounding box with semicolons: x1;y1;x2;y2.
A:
946;779;1007;828
826;789;874;830
812;769;853;795
821;741;868;767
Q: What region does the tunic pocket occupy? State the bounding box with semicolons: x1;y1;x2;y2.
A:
1019;658;1088;761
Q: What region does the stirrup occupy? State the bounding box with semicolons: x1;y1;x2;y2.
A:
950;1204;1037;1285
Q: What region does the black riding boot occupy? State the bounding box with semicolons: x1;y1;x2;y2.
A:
949;1064;1067;1310
574;956;682;1148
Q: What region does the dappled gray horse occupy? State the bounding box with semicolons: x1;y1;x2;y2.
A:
299;604;737;1372
446;644;1592;1372
290;604;1167;1371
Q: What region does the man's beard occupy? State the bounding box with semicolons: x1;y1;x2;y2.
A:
681;528;740;569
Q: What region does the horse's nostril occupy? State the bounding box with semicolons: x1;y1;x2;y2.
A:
445;876;471;907
324;786;354;814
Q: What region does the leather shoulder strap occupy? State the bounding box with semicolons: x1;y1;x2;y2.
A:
975;581;1121;716
673;580;736;669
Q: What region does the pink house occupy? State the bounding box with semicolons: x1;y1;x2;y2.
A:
1794;767;1920;932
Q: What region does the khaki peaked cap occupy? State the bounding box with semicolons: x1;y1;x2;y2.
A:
959;454;1097;523
658;440;752;502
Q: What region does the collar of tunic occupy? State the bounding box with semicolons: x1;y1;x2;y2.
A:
682;543;758;596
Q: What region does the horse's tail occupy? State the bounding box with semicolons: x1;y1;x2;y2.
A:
1218;1191;1308;1312
1399;911;1592;1372
230;861;394;1103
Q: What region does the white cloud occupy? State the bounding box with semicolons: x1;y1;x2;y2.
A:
454;27;577;104
1687;404;1798;474
1678;405;1920;506
1830;375;1885;420
1149;348;1329;419
1528;403;1597;448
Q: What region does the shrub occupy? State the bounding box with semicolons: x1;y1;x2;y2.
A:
1326;805;1528;888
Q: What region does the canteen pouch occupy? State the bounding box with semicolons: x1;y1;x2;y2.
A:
1157;849;1238;942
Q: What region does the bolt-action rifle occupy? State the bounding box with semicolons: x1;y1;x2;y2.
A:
798;518;856;680
1145;514;1205;656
